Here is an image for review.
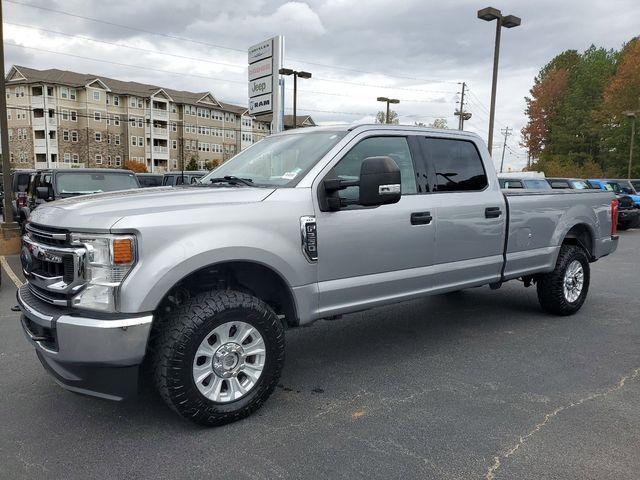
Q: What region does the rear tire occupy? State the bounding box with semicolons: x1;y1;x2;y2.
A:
536;244;590;316
152;289;285;426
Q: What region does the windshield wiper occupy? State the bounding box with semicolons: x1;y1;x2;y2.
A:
208;176;254;187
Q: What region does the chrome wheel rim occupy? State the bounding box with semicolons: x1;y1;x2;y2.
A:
192;321;266;403
563;260;584;303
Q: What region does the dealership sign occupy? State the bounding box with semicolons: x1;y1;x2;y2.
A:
247;36;284;130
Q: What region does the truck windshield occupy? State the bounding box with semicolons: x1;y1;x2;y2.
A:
632;180;640;192
202;130;347;187
57;172;139;196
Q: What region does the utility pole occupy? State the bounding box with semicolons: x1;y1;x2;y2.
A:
454;82;472;130
0;0;22;254
499;126;512;173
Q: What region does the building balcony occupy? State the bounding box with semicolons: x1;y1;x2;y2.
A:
147;145;169;159
152;108;168;119
152;126;168;137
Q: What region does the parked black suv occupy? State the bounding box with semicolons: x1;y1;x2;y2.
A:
19;168;140;224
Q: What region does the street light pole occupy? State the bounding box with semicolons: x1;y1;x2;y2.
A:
279;68;312;129
477;7;521;155
377;97;400;124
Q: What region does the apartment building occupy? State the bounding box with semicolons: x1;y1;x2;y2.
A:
3;65;293;172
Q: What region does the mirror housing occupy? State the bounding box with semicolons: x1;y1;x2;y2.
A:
36;186;50;200
357;156;401;206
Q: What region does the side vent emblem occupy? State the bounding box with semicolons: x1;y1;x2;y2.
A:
300;216;318;263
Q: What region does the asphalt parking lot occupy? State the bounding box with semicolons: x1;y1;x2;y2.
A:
1;230;639;480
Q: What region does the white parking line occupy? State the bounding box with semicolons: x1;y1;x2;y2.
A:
0;255;23;288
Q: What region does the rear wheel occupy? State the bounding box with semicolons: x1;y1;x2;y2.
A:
153;289;285;426
536;245;590;316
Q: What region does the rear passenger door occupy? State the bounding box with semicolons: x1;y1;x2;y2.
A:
419;136;506;289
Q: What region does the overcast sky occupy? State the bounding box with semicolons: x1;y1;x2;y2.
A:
4;0;639;170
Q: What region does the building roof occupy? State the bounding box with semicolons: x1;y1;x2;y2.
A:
254;114;316;128
6;65;239;112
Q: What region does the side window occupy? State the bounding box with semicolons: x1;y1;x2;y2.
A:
330;136;417;202
175;176;185;185
424;138;488;192
504;180;524;189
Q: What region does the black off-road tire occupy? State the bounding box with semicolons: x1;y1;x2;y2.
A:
536;244;590;316
152;289;285;426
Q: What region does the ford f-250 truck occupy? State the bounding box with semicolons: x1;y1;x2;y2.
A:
17;125;619;426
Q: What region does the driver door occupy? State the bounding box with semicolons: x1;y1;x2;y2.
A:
314;133;435;317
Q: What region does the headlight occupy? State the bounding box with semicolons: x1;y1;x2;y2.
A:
70;233;136;312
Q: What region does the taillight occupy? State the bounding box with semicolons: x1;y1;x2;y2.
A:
611;199;618;236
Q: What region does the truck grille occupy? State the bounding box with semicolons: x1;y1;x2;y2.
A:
25;223;69;247
22;225;87;307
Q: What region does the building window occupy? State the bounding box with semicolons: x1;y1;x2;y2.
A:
69;89;76;100
172;140;177;149
129;116;135;127
95;132;102;142
61;109;69;121
130;97;137;107
64;153;71;163
113;96;120;106
107;155;112;166
114;115;120;126
60;87;68;99
106;114;111;125
8;128;13;139
72;154;79;163
70;110;77;122
138;136;144;147
71;130;78;142
107;134;111;144
95;154;102;165
6;109;11;120
94;111;101;122
137;117;143;128
171;104;177;113
63;130;69;141
20;152;27;163
114;134;120;145
115;156;122;166
131;136;137;146
93;90;101;101
171;122;177;132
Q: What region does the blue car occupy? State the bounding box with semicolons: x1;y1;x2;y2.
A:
587;179;640;230
605;179;640;207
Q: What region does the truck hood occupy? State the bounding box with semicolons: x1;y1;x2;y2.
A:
28;186;276;230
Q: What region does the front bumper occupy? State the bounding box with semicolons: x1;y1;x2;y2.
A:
17;284;153;400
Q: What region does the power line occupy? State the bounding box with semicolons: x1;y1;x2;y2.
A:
5;0;460;87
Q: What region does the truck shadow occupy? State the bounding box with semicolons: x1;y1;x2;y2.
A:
40;285;556;431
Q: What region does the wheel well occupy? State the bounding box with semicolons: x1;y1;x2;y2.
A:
563;223;594;260
156;261;298;327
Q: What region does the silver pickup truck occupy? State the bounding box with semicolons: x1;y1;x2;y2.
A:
17;125;619;426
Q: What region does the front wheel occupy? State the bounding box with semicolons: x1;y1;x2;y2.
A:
152;290;285;426
536;245;590;316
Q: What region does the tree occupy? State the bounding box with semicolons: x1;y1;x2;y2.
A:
124;160;147;173
185;157;199;171
596;37;640;176
203;161;219;171
428;118;448;129
375;110;399;125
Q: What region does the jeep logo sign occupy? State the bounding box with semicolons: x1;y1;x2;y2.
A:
248;78;272;98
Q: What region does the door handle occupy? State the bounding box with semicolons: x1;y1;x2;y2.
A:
485;207;502;218
410;211;432;225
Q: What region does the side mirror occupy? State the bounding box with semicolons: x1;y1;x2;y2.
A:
36;186;50;200
322;155;402;211
357;156;401;206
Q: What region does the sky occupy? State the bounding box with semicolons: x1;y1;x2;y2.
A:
3;0;639;171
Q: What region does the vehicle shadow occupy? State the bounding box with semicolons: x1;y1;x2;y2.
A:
36;285;548;431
